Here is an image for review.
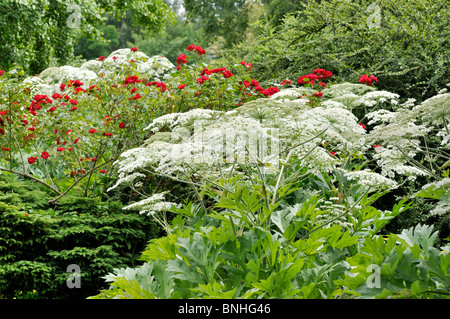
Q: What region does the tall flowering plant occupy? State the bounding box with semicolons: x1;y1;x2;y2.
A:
0;46;282;202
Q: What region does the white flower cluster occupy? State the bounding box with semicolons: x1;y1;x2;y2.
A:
365;90;449;179
113;90;371;185
99;48;175;81
122;192;179;216
344;169;398;190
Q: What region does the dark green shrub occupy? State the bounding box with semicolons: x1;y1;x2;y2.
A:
0;173;160;299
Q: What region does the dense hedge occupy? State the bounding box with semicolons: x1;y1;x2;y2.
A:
0;173;160;299
224;0;449;102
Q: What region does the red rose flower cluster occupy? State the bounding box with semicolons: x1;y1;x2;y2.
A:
176;54;189;65
187;44;206;55
124;75;142;86
196;75;210;84
298;69;333;85
29;94;53;115
146;81;167;92
240;61;252;71
359;74;378;86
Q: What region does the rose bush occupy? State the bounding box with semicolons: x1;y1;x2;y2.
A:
0;46;291;203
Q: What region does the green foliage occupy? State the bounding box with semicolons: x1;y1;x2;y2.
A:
0;173;160;299
135;19;207;65
91;149;449;299
0;0;176;74
183;0;251;46
225;0;450;102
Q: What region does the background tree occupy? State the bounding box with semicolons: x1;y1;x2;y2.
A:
0;0;175;74
183;0;250;47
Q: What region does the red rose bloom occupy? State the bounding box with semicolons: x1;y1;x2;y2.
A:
359;74;378;86
186;44;195;51
130;47;138;52
119;122;126;129
176;54;188;65
178;84;186;90
73;138;79;144
313;91;323;98
194;46;206;55
124;76;140;85
99;169;107;174
88;129;97;134
69;80;84;88
155;82;167;92
57;147;64;152
222;70;233;78
28;157;37;164
41;151;49;159
131;93;142;100
99;56;106;61
196;75;209;84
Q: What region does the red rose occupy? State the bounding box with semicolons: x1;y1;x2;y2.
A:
99;56;106;61
222;70;233;78
119;122;126;129
124;76;140;85
313;91;323;98
176;54;188;65
103;132;113;136
130;47;138;52
69;80;84;88
99;169;107;174
359;74;377;86
186;44;195;51
28;157;37;164
194;46;206;55
196;75;209;84
178;84;186;90
88;129;97;134
57;147;64;152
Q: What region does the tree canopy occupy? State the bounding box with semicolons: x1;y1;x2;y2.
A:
0;0;175;74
